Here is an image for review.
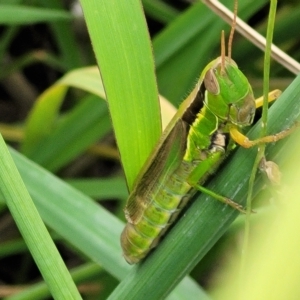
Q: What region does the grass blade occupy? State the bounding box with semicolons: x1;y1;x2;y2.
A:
80;0;161;190
0;136;81;299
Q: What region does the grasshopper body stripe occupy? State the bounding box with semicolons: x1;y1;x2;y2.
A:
121;57;256;264
182;83;205;124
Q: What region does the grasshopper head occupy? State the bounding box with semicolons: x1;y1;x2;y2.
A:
203;56;256;127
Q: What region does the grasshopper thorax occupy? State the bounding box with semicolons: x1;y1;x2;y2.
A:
203;56;256;128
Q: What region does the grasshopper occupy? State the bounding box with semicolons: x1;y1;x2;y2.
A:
120;2;295;264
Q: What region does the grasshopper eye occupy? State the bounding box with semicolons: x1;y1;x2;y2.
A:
204;68;220;95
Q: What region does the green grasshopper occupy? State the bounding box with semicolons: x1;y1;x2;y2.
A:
120;5;294;265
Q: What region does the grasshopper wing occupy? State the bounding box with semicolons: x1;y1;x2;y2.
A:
124;118;189;224
123;80;205;224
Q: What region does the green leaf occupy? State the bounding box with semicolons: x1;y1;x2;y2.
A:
67;177;128;200
22;67;107;170
0;136;81;299
142;0;179;23
30;95;111;172
80;0;161;191
0;5;72;25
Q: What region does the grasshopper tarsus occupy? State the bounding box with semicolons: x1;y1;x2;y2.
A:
224;197;246;214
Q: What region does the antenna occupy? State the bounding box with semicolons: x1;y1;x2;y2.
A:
221;30;225;74
228;0;238;61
